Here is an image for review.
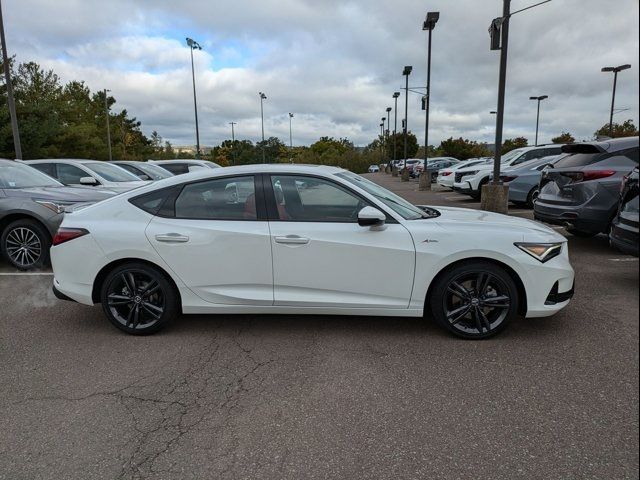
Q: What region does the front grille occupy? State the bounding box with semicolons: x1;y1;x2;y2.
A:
455;172;464;183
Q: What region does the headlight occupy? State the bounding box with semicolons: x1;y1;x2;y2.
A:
460;170;479;177
514;242;563;263
34;200;69;214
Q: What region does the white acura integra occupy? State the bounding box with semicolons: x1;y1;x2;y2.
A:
50;165;574;339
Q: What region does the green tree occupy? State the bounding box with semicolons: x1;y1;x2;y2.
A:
501;137;528;154
439;137;492;160
594;119;639;139
551;131;575;144
376;131;418;160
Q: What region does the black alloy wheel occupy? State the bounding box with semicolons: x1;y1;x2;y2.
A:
527;186;540;208
430;261;519;339
1;219;50;270
100;263;179;334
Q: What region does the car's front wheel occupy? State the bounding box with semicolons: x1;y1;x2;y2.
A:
100;263;180;335
429;261;519;339
1;219;50;270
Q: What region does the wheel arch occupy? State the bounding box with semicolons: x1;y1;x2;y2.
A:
424;257;528;317
0;213;53;240
91;257;183;310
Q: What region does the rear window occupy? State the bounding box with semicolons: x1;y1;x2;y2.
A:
554;147;639;168
129;186;181;216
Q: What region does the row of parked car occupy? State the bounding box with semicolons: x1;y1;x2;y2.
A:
432;137;639;256
0;158;220;270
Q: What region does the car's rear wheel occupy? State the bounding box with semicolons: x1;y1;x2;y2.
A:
526;186;540;208
100;263;179;335
1;219;50;270
429;261;519;339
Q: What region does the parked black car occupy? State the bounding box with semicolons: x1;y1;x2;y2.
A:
0;159;114;270
610;166;639;256
534;137;639;237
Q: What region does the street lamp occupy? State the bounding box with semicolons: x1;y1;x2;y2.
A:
402;66;413;178
422;11;439;186
229;121;237;165
259;92;267;163
104;89;113;161
529;95;548;146
381;116;386;160
601;64;631;137
288;113;294;149
392;92;400;169
385;107;391;163
186;37;202;158
0;0;21;159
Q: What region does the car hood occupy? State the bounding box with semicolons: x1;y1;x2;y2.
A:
413;205;564;241
3;186;117;202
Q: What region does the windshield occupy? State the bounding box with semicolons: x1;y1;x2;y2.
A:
0;162;62;189
134;163;173;180
85;162;142;182
336;171;426;220
500;148;525;163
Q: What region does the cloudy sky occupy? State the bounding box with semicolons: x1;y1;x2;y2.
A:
3;0;639;147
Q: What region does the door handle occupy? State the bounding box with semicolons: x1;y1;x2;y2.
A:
155;233;190;243
274;235;310;245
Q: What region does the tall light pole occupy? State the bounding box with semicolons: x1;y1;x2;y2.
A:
186;37;202;158
229;121;236;165
288;113;294;149
529;95;548;146
402;66;413;178
392;92;400;169
104;89;113;161
385;107;391;163
0;0;21;160
422;11;439;188
259;92;267;163
602;64;631;137
381;116;386;160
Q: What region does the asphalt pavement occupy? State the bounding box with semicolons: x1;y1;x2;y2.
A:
0;173;638;480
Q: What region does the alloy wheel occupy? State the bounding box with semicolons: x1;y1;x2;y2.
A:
5;227;43;268
443;271;511;336
106;270;166;330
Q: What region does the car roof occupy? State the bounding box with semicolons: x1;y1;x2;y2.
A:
562;136;638;154
24;158;98;165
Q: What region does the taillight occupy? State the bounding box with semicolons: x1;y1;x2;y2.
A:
500;175;518;183
561;170;616;183
52;228;89;246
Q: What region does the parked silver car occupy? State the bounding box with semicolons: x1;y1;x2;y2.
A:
148;159;220;175
110;161;174;181
0;159;115;270
497;155;560;207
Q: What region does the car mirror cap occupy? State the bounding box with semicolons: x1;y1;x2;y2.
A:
357;206;386;227
79;176;98;185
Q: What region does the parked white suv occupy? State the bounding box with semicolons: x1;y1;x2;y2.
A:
437;158;492;189
452;145;564;199
25;159;151;193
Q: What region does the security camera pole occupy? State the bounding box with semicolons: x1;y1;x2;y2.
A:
229;121;237;165
0;0;22;160
259;92;267;163
391;92;400;173
104;89;113;161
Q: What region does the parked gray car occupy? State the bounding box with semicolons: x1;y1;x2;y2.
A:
534;137;639;236
0;159;115;270
498;155;560;207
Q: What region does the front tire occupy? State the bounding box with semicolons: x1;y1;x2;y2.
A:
100;263;180;335
526;186;540;208
1;219;50;270
429;261;519;339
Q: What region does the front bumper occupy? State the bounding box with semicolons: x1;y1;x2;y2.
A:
452;181;473;194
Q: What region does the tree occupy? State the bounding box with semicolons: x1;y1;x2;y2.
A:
439;137;492;160
256;136;287;163
501;137;528;154
551;131;575;144
594;119;639;139
380;131;419;160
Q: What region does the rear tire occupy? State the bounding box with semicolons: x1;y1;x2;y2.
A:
429;261;519;339
1;219;50;270
100;263;180;335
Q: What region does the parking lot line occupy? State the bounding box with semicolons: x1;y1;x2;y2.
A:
0;272;54;276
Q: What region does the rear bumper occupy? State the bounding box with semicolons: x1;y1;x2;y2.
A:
534;201;611;233
53;283;77;302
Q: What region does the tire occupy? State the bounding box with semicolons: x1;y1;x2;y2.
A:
1;219;51;270
100;263;180;335
566;227;598;238
526;186;540;208
429;261;519;339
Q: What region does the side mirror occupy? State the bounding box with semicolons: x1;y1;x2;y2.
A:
138;174;152;181
358;206;386;227
79;176;98;185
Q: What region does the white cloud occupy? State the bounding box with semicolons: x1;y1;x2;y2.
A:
2;0;639;147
